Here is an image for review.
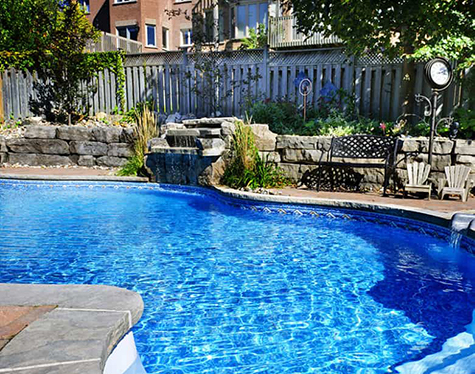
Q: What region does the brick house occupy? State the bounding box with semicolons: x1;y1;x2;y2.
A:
82;0;196;52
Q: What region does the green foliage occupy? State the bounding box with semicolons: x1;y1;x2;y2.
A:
0;0;58;54
287;0;475;63
118;104;158;177
117;154;143;177
240;24;267;50
222;120;289;189
453;108;475;139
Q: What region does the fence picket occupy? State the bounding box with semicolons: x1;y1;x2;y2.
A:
1;49;468;122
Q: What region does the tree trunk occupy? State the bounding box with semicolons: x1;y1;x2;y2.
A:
400;45;416;122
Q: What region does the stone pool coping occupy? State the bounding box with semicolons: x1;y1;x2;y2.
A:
0;174;148;183
0;284;143;374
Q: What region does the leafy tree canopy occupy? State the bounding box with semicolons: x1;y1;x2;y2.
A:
286;0;475;64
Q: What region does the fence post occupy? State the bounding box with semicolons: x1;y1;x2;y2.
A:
263;45;269;99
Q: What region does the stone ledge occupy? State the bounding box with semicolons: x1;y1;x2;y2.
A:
0;175;149;183
0;284;143;374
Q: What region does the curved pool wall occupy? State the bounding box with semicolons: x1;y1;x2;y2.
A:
1;179;475;374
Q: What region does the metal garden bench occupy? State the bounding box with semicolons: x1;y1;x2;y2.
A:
315;135;401;195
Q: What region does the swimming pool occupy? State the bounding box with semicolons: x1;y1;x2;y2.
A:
1;180;475;373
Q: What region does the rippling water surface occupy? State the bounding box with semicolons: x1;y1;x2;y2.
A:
1;181;475;373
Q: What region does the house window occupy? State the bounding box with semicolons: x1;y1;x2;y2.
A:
162;27;169;49
115;0;136;3
181;29;192;46
146;24;156;47
117;25;139;41
79;0;90;13
205;10;214;42
234;2;268;39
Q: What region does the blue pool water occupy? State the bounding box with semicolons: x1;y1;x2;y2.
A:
1;180;475;373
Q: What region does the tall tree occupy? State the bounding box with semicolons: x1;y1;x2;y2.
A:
285;0;475;115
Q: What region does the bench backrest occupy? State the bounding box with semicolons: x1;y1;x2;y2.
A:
330;135;398;160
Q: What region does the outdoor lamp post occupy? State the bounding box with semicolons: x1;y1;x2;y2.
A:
419;57;454;166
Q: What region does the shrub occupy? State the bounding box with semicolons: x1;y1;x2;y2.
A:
453;108;475;139
222;120;289;189
118;104;158;176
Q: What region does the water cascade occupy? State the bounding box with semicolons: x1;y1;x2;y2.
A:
145;118;232;185
450;213;475;249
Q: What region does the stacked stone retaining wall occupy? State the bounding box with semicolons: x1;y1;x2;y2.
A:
0;125;134;168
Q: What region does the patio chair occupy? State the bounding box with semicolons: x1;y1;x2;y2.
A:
404;162;431;200
438;165;472;202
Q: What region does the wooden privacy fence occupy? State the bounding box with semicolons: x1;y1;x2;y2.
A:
1;48;464;122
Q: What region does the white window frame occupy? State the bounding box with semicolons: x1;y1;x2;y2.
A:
180;29;192;47
146;24;157;47
116;25;139;40
232;1;268;39
114;0;137;4
162;27;169;50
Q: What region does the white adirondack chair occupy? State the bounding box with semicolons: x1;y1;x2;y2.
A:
439;165;472;202
404;162;431;200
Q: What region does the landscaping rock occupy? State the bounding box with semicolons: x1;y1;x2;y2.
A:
93;126;122;143
456;155;475;171
0;137;6;152
166;113;182;123
120;128;135;143
250;124;277;151
24;126;58;139
282;149;323;163
455;139;475;155
8;153;73;166
412;154;451;172
78;155;96;167
22;117;42;126
160;123;184;134
57;126;93;141
199;155;227;186
276;135;318;150
419;138;454;154
95;112;108;121
277;163;301;182
196;138;226;150
0;153;8;164
70;141;108;156
6;138;69;155
96;156;127;167
221;121;235;137
148;138;169;150
108;143;133;158
401;138;421;153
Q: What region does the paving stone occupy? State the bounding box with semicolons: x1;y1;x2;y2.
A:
24;126;58;139
70;141;108;156
57;126;93;141
6;139;69;155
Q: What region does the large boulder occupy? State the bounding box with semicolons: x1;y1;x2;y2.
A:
250;124;277;152
70;141;108;156
93;126;123;143
6;138;69;155
57;126;94;141
24;126;58;139
78;155;96;167
108;143;133;158
96;156;128;167
7;153;74;166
